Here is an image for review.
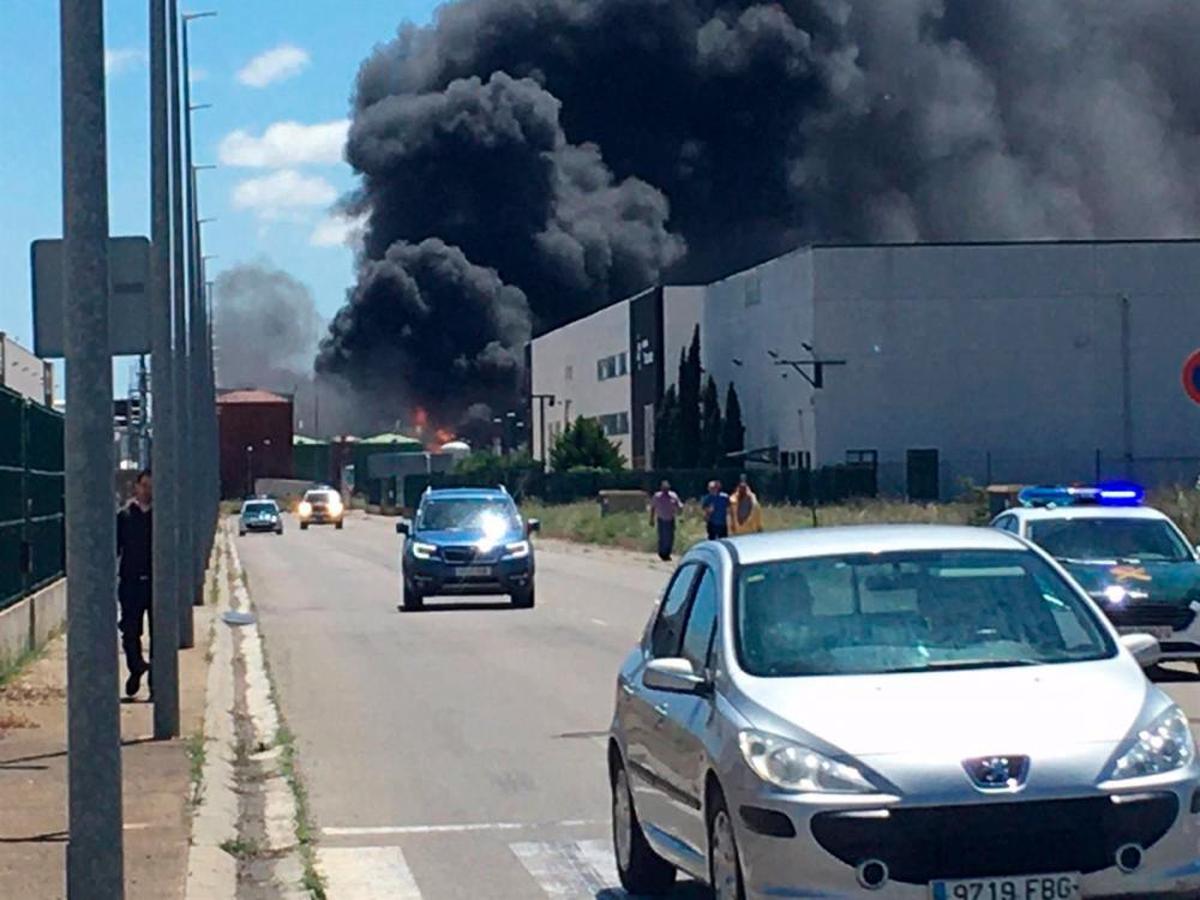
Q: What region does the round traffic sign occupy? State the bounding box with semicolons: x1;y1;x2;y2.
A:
1183;350;1200;405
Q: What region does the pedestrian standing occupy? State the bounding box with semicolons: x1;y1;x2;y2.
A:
701;479;731;540
729;474;764;535
117;469;153;698
649;480;684;561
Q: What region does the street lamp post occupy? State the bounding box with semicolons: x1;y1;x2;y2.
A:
245;444;254;497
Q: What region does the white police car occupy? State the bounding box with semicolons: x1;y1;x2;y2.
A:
993;484;1200;668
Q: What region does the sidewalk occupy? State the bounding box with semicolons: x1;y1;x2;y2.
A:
0;605;213;899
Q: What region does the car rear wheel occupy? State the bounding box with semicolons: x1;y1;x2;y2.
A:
402;584;424;611
707;785;746;900
612;758;675;895
300;522;308;530
335;519;344;530
511;587;535;609
238;530;246;537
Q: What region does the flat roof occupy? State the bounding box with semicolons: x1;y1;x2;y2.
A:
217;389;290;405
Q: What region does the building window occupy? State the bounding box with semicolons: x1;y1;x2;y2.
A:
565;365;573;381
846;449;878;467
598;412;630;436
597;353;628;381
745;274;762;307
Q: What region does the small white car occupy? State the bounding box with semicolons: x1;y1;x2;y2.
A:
994;486;1200;667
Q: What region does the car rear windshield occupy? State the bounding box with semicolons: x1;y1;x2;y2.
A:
244;502;276;514
735;549;1115;677
1028;517;1191;563
418;499;518;533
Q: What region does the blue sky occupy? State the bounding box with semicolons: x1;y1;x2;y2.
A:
0;0;441;390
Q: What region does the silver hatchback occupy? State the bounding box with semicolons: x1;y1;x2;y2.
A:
608;526;1200;899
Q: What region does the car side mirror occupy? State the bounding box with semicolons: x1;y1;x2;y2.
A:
642;658;711;696
527;518;541;536
396;519;410;536
1120;633;1162;669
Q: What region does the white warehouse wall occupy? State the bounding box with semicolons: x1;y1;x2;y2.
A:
530;298;634;466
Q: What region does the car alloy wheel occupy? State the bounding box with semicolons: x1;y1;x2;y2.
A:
709;804;744;900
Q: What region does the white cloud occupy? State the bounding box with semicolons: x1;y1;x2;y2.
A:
105;47;146;76
236;44;310;88
309;212;367;248
219;120;349;168
232;170;336;221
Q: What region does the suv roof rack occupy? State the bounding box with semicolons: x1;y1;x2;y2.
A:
498;484;509;495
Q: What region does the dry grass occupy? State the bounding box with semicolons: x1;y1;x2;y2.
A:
523;496;986;554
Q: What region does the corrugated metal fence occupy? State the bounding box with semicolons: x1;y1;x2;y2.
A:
0;384;65;611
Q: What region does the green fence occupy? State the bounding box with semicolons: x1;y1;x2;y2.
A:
398;464;877;510
0;385;65;611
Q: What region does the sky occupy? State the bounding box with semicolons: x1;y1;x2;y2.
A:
0;0;442;395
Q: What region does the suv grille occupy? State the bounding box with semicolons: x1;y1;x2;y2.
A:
442;546;478;565
811;794;1178;884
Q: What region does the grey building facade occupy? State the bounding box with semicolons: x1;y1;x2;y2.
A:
530;240;1200;496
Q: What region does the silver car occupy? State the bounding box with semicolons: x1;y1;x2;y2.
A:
608;525;1200;899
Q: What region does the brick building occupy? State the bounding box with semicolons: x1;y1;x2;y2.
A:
217;389;293;498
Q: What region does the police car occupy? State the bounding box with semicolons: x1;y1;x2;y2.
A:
993;484;1200;667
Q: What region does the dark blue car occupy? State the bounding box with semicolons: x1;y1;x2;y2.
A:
397;487;539;611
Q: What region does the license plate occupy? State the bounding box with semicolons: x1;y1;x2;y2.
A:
931;873;1079;900
454;566;492;578
1117;625;1174;640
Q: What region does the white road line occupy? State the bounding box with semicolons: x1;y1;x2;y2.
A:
323;818;603;837
318;846;422;899
511;839;621;898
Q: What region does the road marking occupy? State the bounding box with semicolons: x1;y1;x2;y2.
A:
323;818;604;837
318;846;421;899
590;617;608;627
511;839;620;897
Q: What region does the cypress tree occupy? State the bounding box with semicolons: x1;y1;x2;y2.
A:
677;325;702;467
700;375;722;467
721;381;746;460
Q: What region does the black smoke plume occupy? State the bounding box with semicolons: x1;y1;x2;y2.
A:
320;0;1200;424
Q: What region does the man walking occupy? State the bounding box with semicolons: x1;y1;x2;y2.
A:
117;469;153;698
729;474;764;535
649;480;683;561
701;479;730;541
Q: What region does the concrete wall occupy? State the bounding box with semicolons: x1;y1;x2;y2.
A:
662;286;705;388
811;241;1200;494
0;579;67;674
531;298;634;465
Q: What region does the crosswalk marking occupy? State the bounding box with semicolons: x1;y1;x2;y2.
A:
318;846;422;899
511;839;621;898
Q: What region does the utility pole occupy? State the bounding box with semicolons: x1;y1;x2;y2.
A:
182;9;215;597
59;0;124;895
150;0;181;739
168;0;194;649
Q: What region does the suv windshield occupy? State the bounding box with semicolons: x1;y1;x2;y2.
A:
244;502;276;515
305;492;336;504
736;549;1114;677
418;499;519;533
1029;518;1191;563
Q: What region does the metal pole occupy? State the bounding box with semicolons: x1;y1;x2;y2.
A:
150;0;180;739
60;0;125;894
1120;294;1134;477
168;0;193;648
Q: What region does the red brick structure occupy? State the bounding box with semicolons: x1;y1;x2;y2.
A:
217;389;293;498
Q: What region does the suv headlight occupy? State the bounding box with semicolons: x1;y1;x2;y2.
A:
298;501;312;517
738;730;875;794
1107;706;1195;781
410;541;438;560
503;540;530;559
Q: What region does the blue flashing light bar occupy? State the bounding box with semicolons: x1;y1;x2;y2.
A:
1018;482;1144;508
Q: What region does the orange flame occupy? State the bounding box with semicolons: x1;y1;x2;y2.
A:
434;427;456;445
412;407;430;432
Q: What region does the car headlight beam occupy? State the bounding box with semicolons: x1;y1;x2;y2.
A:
738;730;875;794
1107;706;1195;781
411;541;438;560
298;501;312;518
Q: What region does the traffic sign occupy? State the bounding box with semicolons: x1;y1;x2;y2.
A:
1183;350;1200;405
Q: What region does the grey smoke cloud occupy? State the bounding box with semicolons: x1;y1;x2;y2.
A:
319;0;1200;424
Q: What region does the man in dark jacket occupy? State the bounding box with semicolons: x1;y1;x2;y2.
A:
117;469;153;698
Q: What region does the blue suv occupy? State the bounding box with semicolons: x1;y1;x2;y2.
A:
397;487;539;611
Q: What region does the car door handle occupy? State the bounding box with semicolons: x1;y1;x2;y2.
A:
620;683;635;697
654;703;669;718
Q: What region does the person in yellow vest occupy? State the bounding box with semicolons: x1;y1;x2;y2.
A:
729;474;764;535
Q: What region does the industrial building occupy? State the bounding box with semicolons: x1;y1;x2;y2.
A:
529;240;1200;497
217;389;294;498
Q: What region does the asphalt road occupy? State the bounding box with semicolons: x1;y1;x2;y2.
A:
235;512;1200;900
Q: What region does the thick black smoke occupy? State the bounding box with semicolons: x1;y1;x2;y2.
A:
321;0;1200;422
